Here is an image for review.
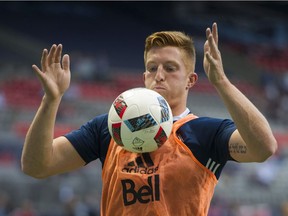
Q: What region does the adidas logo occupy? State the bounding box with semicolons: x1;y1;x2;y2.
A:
122;153;159;174
206;158;220;174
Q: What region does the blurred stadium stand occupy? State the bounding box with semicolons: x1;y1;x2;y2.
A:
0;2;288;215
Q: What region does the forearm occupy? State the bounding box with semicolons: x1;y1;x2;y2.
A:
215;78;277;161
21;95;62;177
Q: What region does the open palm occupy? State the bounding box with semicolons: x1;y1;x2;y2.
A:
203;23;226;85
32;44;70;100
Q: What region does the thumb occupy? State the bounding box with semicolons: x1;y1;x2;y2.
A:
32;64;45;81
203;40;209;53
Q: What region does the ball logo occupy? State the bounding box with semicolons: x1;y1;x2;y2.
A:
132;137;144;146
131;137;145;151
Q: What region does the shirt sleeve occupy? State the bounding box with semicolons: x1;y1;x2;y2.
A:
64;113;111;165
214;118;237;161
177;117;237;179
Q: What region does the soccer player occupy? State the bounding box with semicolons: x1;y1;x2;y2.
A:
21;23;277;215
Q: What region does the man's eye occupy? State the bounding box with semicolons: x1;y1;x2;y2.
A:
165;66;176;72
148;66;157;72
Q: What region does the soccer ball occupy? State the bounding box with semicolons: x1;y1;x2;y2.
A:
108;87;173;153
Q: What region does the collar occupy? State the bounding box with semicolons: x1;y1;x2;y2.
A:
173;108;191;122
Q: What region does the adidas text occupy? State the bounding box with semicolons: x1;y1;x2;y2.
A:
122;166;158;174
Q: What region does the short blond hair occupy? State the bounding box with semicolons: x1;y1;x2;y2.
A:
144;31;196;71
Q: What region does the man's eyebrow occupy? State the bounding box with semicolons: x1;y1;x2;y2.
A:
165;61;178;64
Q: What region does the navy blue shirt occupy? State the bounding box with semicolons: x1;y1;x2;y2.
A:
65;113;236;179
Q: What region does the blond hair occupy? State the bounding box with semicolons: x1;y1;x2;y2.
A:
144;31;196;71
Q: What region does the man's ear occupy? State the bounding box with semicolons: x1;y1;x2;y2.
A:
186;72;198;89
143;72;146;82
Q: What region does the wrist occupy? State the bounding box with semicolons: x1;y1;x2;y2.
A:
42;94;62;106
212;76;231;89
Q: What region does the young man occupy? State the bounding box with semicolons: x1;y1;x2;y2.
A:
21;23;277;215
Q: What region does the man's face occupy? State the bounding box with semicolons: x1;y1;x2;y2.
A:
143;46;196;111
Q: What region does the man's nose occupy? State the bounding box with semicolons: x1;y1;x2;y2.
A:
155;67;165;82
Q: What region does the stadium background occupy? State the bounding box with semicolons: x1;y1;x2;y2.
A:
0;1;288;215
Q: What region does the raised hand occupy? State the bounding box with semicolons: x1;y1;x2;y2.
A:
32;44;70;100
203;23;226;86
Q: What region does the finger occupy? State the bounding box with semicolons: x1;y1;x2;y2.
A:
32;64;45;81
208;33;219;59
212;22;218;46
62;54;70;71
203;40;210;53
54;44;62;64
47;44;57;65
205;52;215;65
206;28;211;40
41;49;48;71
